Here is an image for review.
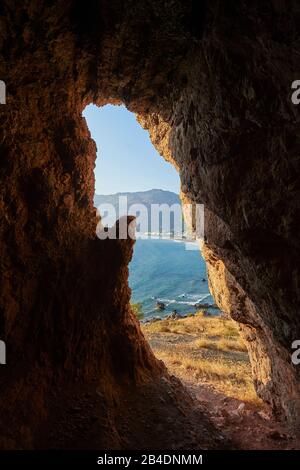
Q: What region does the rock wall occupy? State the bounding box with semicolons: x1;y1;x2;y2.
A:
138;0;300;426
0;0;300;447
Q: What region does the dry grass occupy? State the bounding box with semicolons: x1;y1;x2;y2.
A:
144;311;240;338
194;337;247;352
142;312;261;405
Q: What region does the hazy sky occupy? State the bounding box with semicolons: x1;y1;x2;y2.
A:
83;104;180;195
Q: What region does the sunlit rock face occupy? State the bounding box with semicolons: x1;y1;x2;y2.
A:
142;2;300;423
0;0;300;448
164;0;300;424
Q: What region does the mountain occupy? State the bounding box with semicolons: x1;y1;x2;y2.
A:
94;189;185;235
94;189;180;208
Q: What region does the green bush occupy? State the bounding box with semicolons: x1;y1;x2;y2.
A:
131;302;144;320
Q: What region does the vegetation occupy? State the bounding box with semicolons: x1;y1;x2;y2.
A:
131;302;144;320
142;311;261;405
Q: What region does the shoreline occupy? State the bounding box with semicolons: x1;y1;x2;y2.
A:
141;306;221;324
136;235;198;244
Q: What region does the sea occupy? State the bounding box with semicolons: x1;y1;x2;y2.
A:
129;238;219;318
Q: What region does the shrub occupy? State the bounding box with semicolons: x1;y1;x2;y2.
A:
131;302;144;320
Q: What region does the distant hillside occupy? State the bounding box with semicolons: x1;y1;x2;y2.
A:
94;189;185;235
94;189;180;208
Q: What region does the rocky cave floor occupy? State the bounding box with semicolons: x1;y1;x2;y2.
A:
184;379;300;450
26;313;300;450
116;376;300;450
141;315;300;450
35;376;228;450
33;374;300;451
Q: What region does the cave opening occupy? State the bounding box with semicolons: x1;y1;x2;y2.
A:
82;103;258;411
83;103;212;313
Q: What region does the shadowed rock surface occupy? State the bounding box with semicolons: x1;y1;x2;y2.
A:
0;0;300;448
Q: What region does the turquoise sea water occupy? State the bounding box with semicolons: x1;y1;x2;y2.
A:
129;238;218;318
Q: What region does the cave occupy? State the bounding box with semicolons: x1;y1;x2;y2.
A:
0;0;300;450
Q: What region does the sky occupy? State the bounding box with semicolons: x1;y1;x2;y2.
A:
83;104;180;195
